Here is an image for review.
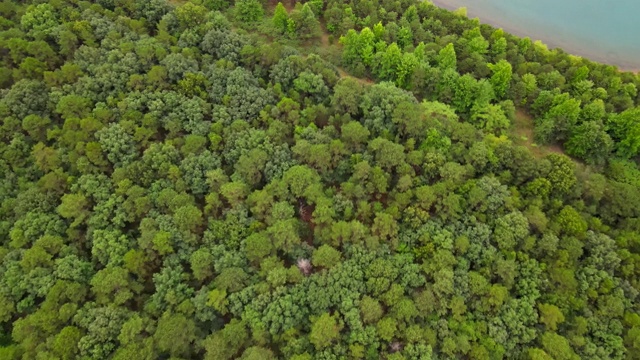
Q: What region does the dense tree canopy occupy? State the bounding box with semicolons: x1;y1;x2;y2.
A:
0;0;640;359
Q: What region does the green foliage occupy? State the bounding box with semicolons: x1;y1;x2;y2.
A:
235;0;264;23
0;1;639;360
309;313;342;349
611;107;640;158
540;332;580;360
312;245;342;269
360;296;384;324
289;3;321;39
154;313;197;357
204;320;248;360
438;43;457;70
565;120;613;164
538;303;565;331
273;3;289;34
20;3;59;40
488;59;512;99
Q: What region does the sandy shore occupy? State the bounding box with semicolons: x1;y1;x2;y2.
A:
428;0;639;72
428;0;575;49
430;0;458;11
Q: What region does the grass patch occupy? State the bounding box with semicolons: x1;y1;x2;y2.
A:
510;109;564;158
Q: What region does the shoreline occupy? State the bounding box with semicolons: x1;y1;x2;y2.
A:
429;0;639;72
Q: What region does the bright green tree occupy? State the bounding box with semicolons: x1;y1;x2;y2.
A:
273;3;289;34
437;43;457;70
488;59;512;98
235;0;264;22
309;313;342;350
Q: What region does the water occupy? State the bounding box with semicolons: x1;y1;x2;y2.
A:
432;0;640;70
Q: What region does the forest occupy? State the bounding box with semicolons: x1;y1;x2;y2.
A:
1;0;640;359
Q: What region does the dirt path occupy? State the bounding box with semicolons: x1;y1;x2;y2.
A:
320;30;330;48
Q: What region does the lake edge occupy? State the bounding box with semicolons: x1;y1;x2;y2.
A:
430;0;640;72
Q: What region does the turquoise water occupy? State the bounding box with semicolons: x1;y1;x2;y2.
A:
432;0;640;70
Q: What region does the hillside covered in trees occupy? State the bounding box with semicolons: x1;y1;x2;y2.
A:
2;0;640;359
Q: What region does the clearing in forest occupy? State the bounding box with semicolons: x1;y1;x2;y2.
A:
510;109;564;158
